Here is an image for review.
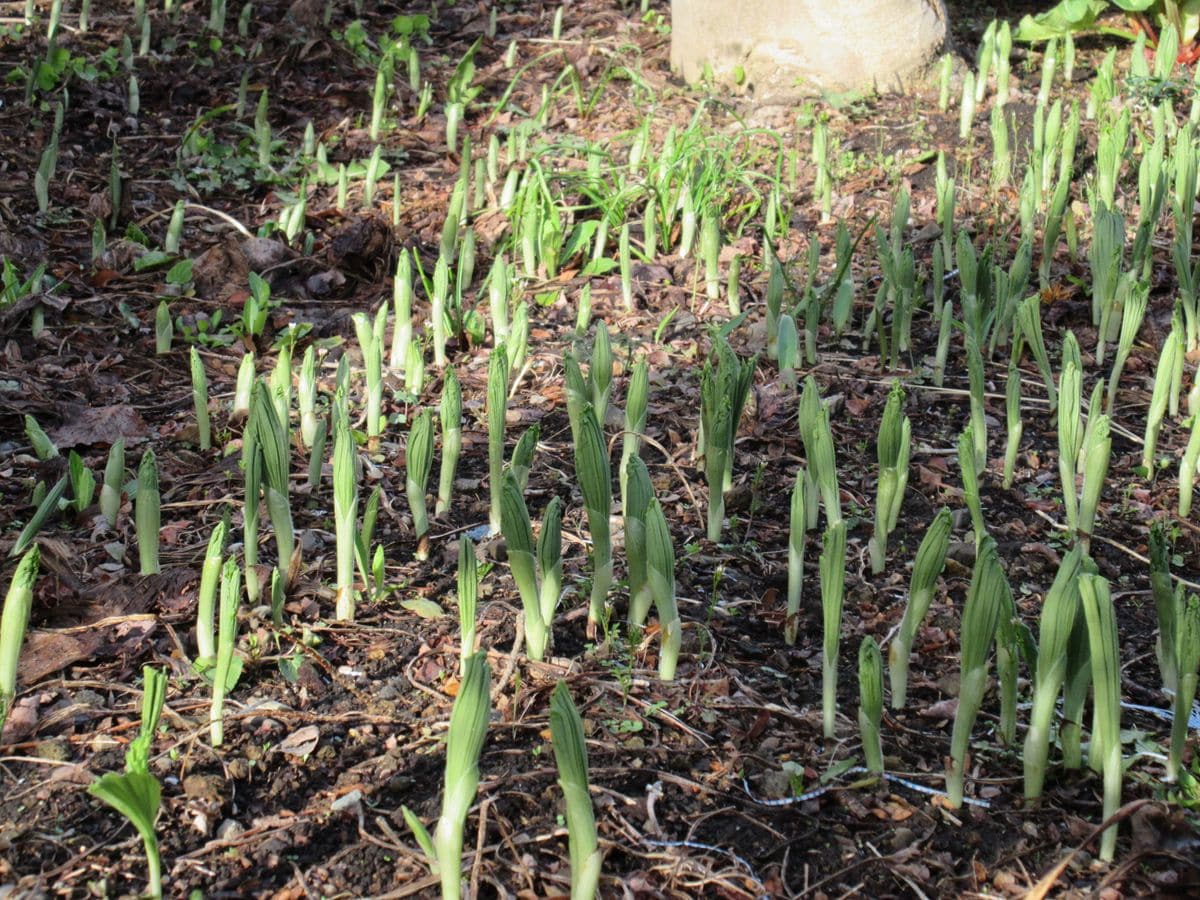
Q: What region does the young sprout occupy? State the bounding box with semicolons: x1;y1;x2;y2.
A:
436;368;462;517
777;314;798;389
990;104;1010;192
101;439;125;528
155;300;172;355
858;636;884;775
487;344;510;535
190;346;210;451
1057;357;1082;532
701;205;721;298
1002;362;1022;489
391;253;413;371
10;476;65;559
1037;37;1057;107
801;391;841;527
575;404;612;639
785;469;810;647
959;71;976;140
406;409;434;560
88;665;166;900
24;416;56;462
588;322;613;426
1079;574;1122;862
232;351;255;421
1150;524;1182;697
958;425;986;545
645;497;681;681
538;497;564;654
1181;409;1200;517
195;519;227;666
1168;594;1200;782
1014;295;1057;411
1024;546;1089;799
332;413;358;621
698;339;755;540
994;594;1027;747
965;335;987;471
933;300;953;388
210;557;243;747
946;535;1010;809
369;66;387;143
487;255;510;347
765;251;783;358
1143;313;1184;474
1077;414;1110;557
820;521;847;740
403;652;491;900
619;223;633;311
500;470;547;660
618;357;649;515
430;255;450;370
0;546;39;738
938;53;953;111
975;19;995;104
297;346;317;449
354;486;382;600
727;253;742;315
251;382;295;585
457;536;477;675
254;89;271;169
549;681;602;900
352;310;384;440
868;381;910;574
888;507;951;709
68;451;95;515
508;302;530;379
624;455;653;630
508;425;539;494
136;450;160;575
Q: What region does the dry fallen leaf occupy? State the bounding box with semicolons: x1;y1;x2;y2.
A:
275;725;320;758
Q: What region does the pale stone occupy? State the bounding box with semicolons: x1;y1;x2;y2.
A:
669;0;951;99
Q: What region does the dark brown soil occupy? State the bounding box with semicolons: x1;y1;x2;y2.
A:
1;1;1199;898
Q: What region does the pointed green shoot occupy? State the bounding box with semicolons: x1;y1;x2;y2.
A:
889;507;951;709
1079;574;1122;862
549;681;602;900
437;368;462;517
575;404;612;637
821;521;847;739
406;409;434;557
0;546;39;738
858;636;884;774
403;651;491;900
946;536;1010;809
136;450;160;575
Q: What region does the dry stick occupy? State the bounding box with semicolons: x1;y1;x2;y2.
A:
1025;799;1156;900
846;371;1145;444
1029;507;1200;591
635;431;701;518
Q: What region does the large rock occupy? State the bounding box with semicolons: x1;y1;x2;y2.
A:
669;0;951;100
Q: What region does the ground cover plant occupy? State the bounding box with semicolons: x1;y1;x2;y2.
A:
3;0;1200;896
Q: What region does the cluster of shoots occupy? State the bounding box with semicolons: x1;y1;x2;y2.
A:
868;381;910;574
500;472;563;662
698;336;755;542
17;9;1200;885
404;652;491;900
